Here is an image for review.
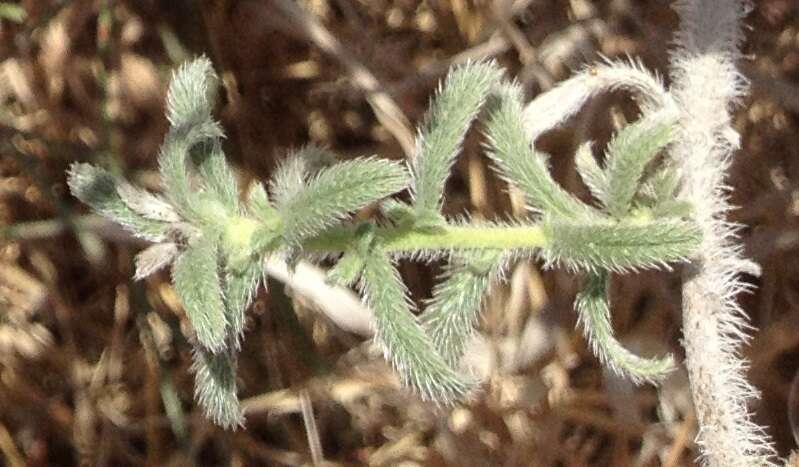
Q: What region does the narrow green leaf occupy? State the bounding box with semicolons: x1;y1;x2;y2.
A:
67;163;171;242
195;140;240;213
541;217;701;272
158;121;226;225
574;142;609;207
326;222;377;286
411;61;503;217
380;199;415;227
166;56;218;129
604;114;674;218
191;345;243;429
485;83;597;220
638;164;680;203
359;252;471;403
575;272;674;383
246;181;270;215
422;250;501;367
172;237;228;352
117;182;180;223
245;182;282;252
269;150;309;209
223;258;262;350
275;158;409;247
159;56;228;225
269;145;338;208
327;251;366;287
652;200;693;218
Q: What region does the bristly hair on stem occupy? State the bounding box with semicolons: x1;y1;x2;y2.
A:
68;55;706;431
670;0;777;464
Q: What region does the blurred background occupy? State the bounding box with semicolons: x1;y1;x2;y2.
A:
0;0;798;465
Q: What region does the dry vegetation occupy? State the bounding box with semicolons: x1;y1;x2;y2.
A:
1;0;798;465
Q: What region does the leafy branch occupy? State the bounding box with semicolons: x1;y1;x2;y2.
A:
68;56;700;429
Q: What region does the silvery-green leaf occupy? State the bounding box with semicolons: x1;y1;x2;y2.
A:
541;217;701;273
117;181;181;223
485;83;598;220
269;151;309;209
134;242;179;280
327;251;365;287
575;142;609;207
159;56;228;225
223;258;262;350
67;163;170;242
411;61;504;217
191;344;243;429
358;252;471;403
195;140;239;213
158;123;226;226
604;113;674;218
166;56;218;129
246;181;270;215
172;237;228;352
422;250;502;366
269;146;338;208
275;158;408;248
575;272;674;384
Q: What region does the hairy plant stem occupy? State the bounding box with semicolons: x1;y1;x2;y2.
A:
307;223;548;253
670;0;777;464
225;211;697;268
227;216;549;256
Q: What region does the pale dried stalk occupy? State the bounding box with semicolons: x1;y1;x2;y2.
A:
670;0;777;465
263;257;374;336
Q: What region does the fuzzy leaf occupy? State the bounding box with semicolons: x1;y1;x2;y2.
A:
117;182;180;223
269;151;310;209
327;222;377;286
574;142;609;207
381;199;416;227
422;251;501;366
166;56;218;129
172;237;228;352
269;146;338;208
575;272;674;383
327;249;367;287
541;217;701;273
485;83;597;220
195;140;240;213
67;163;171;242
358;252;471;402
604;114;674;218
411;61;503;217
652;200;693;218
135;242;179;280
246;181;270;215
275;158;408;247
191;345;243;429
223;258;262;350
245;182;282;252
158;121;226;225
159;56;227;225
638;164;680;203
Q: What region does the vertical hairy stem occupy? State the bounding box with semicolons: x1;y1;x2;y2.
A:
670;0;776;465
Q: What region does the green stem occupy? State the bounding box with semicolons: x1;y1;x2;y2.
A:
302;223;548;254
